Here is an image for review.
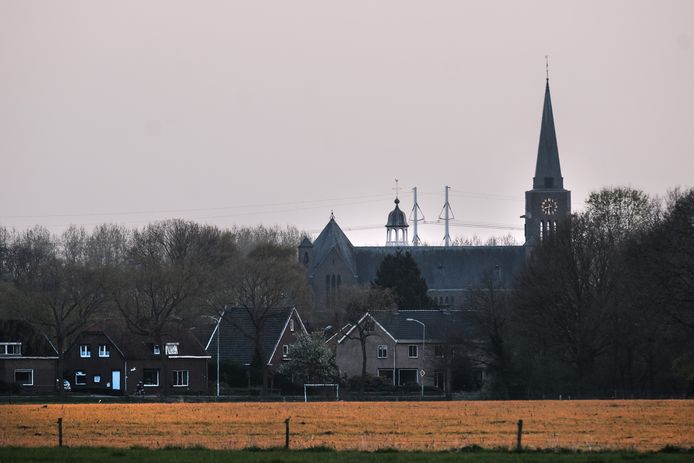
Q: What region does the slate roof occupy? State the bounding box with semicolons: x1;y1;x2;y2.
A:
80;319;209;360
354;246;526;290
341;310;479;343
0;320;58;357
307;218;356;277
533;80;564;190
206;307;304;366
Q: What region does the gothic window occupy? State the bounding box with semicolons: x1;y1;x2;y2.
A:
331;274;336;289
303;252;309;264
337;275;341;287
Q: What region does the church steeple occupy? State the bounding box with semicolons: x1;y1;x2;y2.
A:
524;73;571;246
533;80;563;190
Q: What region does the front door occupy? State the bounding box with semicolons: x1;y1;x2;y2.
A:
112;370;121;391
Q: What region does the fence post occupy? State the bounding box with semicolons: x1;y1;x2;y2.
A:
516;419;523;451
57;417;63;448
284;417;290;449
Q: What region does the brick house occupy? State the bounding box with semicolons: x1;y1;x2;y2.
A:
0;320;59;394
202;307;307;376
335;310;473;393
64;320;210;395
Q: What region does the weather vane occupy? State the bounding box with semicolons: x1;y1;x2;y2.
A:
545;55;549;81
393;178;401;199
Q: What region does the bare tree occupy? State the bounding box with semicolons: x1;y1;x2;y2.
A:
335;285;395;398
112;220;236;395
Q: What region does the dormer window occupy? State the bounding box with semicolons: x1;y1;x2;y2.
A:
79;345;91;358
153;345;161;355
165;343;179;355
0;342;21;356
98;344;110;358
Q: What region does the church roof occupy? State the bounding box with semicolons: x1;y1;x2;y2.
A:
533;80;564;190
354;246;526;290
386;198;409;228
307;217;356;277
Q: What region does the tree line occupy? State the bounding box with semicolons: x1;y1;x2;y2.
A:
472;187;694;399
0;222;309;394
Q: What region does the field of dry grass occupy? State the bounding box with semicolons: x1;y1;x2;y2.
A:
1;400;692;451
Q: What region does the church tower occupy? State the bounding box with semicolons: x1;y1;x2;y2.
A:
524;78;571;245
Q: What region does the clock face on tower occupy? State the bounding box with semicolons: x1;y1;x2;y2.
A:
541;198;558;215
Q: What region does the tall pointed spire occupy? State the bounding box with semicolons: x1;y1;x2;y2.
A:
533;80;564;190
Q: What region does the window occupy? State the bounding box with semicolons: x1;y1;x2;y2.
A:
377;369;394;382
143;369;159;387
153;345;161;355
408;345;418;358
434;371;444;389
289;319;295;332
14;369;33;386
282;344;289;358
398;369;418;386
435;344;445;358
75;371;87;386
377;345;388;359
173;370;189;387
79;345;91;358
93;375;101;383
165;343;178;355
98;344;110;357
1;342;21;356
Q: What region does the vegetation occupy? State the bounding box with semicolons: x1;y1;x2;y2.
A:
2;401;691;451
373;251;434;309
1;447;694;463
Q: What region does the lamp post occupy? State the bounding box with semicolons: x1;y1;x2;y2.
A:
406;317;425;399
203;315;221;397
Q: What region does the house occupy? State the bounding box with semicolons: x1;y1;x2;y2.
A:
202;307;307;374
335;310;478;393
0;320;59;394
64;320;210;395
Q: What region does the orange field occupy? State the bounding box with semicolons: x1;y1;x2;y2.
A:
1;400;692;451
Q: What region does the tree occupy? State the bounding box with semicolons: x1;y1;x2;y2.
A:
279;332;337;385
467;272;518;398
514;187;660;397
335;285;396;398
112;219;236;395
2;226;116;393
208;242;310;395
373;251;433;309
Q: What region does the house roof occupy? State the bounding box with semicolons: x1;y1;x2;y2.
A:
339;310;477;344
80;319;209;360
206;307;305;366
0;320;58;357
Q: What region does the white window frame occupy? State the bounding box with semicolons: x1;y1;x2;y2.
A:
98;344;110;357
75;371;87;386
408;345;418;358
165;343;179;355
143;369;160;387
153;345;161;355
173;370;189;387
282;344;289;358
377;345;388;359
1;342;21;356
14;369;33;386
79;345;91;358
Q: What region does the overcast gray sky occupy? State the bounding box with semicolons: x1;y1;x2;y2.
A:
1;1;692;245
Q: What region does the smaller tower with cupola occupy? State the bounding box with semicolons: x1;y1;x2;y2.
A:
386;196;409;246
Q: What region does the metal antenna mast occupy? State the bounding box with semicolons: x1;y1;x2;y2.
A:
438;185;454;246
410;186;425;246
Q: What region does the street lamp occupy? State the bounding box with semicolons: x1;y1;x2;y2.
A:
406;317;425;399
203;315;221;397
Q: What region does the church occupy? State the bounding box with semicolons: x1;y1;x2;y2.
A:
298;79;571;325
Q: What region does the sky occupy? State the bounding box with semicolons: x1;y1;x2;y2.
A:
1;1;692;246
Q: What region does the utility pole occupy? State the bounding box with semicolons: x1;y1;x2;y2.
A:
439;186;454;247
410;187;424;246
